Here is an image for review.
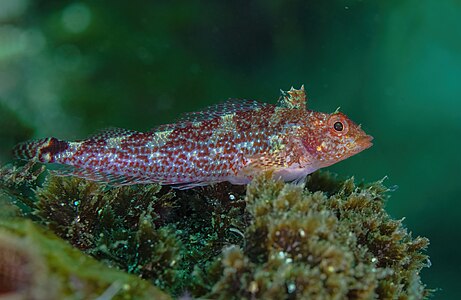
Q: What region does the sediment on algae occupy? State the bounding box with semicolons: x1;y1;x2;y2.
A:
0;163;430;299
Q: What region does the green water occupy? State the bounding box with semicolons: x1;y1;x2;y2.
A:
0;0;459;298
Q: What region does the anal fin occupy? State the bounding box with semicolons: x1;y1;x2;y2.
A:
168;181;212;190
49;164;149;186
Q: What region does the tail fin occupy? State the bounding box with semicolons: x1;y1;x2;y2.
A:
13;137;69;163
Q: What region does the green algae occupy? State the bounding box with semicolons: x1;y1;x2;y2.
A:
0;218;170;300
193;172;430;299
0;163;430;299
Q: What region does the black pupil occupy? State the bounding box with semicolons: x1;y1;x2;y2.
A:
334;121;343;131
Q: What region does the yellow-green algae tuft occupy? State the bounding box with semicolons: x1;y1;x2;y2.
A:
192;172;430;299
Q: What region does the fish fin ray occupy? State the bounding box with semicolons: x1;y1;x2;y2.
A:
51;165;214;188
291;175;307;186
169;181;211;190
150;123;179;132
176;99;268;123
239;153;287;176
49;165;147;186
149;99;268;131
87;127;140;141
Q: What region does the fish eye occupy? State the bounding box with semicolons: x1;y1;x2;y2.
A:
334;121;343;132
328;113;349;136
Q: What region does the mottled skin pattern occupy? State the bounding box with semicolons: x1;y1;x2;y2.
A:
13;86;373;188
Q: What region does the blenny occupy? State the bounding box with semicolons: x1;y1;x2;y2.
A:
13;86;373;189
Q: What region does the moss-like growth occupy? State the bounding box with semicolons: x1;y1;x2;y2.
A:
34;175;249;296
0;218;170;300
0;162;46;216
0;164;430;299
192;172;430;299
0;163;248;296
35;176;183;293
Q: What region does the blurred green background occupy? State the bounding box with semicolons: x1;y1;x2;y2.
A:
0;0;459;298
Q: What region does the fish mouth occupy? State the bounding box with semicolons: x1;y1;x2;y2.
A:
356;135;374;150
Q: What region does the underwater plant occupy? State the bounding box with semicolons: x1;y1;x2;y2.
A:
190;172;430;299
34;175;184;293
0;163;249;297
0;164;430;299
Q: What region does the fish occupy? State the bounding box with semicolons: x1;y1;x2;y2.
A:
13;86;373;189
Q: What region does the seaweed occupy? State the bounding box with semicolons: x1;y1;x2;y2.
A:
193;172;431;299
0;164;430;299
35;175;183;293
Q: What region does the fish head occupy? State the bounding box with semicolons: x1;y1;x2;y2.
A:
301;111;373;168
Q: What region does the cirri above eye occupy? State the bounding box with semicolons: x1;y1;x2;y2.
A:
334;121;343;131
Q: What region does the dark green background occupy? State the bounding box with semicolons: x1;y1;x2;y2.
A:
0;1;459;298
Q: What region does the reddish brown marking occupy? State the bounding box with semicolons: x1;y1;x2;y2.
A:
40;138;69;155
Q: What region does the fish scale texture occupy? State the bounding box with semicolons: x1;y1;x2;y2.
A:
13;87;373;188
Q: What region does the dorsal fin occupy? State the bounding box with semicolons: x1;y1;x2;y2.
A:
176;99;268;123
86;127;140;141
277;85;307;110
151;123;181;132
150;99;268;132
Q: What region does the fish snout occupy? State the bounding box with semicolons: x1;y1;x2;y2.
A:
356;135;373;149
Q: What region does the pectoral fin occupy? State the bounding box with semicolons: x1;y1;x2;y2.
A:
238;153;288;178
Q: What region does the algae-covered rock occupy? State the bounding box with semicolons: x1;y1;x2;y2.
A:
0;218;170;300
0;164;430;299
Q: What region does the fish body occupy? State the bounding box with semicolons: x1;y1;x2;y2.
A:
13;86;373;188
